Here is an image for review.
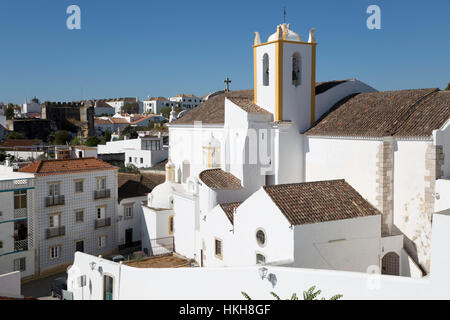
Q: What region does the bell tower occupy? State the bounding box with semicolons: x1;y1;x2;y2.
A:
253;23;317;132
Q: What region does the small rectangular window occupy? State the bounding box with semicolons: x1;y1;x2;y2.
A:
50;245;61;259
215;238;222;260
125;206;133;219
75;180;84;193
75;210;84;223
98;235;107;248
13;258;26;272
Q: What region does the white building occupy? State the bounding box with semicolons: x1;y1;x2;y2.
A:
143;97;177;114
169;94;204;110
21;99;41;115
0;166;36;279
117;172;165;254
18;158;118;276
104;98;143;114
94;114;165;136
97;135;168;169
139;22;450;277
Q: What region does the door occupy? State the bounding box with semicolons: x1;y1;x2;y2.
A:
76;240;84;253
382;252;400;275
103;275;114;300
125;228;133;245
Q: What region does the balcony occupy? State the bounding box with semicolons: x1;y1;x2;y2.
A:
46;226;66;239
45;195;65;207
94;217;111;229
14;208;27;219
14;239;28;251
94;189;111;200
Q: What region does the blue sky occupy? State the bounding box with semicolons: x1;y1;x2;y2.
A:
0;0;449;104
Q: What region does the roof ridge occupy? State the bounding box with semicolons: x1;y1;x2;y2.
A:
263;179;345;190
387;88;440;136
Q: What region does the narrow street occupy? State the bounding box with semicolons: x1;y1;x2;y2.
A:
21;272;66;300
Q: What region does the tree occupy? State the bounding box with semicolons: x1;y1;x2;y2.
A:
160;106;183;119
445;82;450;91
121;103;139;114
241;286;343;301
53;130;72;145
101;129;112;144
5;103;15;120
119;126;138;140
6;132;25;140
85;136;101;147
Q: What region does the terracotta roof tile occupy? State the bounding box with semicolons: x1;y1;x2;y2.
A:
199;169;243;190
118;172;165;202
227;97;271;114
0;139;42;148
306;88;449;137
219;202;242;225
263;180;380;225
18;157;116;176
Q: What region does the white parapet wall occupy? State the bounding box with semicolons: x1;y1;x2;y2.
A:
0;271;22;298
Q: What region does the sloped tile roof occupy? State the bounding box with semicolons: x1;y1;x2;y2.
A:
227;97;271;115
0;139;42;148
263;180;380;226
118;172;165;202
219;202;242;225
306;88;450;137
18;157;117;176
199;168;243;190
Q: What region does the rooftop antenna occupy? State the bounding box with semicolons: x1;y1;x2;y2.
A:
283;6;286;23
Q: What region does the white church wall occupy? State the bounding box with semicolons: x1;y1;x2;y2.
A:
435;179;450;212
141;206;173;253
292;215;381;273
200;205;234;267
169;126;224;182
434;121;450;178
274;125;305;184
173;193;198;259
305;137;379;205
282;42;313;133
255;43;276;115
315;80;377;122
232;188;294;266
393;139;430;268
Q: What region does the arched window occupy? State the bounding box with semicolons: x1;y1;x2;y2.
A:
256;229;266;246
256;253;266;265
263;53;269;86
292;52;301;87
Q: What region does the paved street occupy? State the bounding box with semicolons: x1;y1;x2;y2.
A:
21;272;66;300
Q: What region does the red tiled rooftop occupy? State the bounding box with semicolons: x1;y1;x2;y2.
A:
19;157;117;176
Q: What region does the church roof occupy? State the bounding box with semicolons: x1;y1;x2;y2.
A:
219;202;242;225
227;97;271;114
199;168;243;190
118;172;165;203
263;180;380;226
306;88;450;137
170;82;348;126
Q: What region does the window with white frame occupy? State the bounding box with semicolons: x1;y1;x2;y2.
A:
215;238;223;260
50;245;61;259
256;253;266;265
96;177;106;191
48;183;60;197
49;214;61;228
14;190;27;209
74;180;84;193
75;210;84;223
124;206;133;219
13;257;26;271
98;235;107;249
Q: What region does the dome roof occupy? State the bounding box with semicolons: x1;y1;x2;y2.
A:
147;180;185;210
267;23;302;42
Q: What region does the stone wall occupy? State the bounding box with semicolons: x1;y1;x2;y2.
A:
376;137;394;235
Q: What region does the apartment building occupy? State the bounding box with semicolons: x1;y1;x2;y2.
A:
0;166;36;279
18;158;118;276
169;94;204;109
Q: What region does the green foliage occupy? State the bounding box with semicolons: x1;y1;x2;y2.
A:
102;129;112;144
118;163;139;173
53;130;72;145
6;132;25;140
85;136;101;147
242;286;343;301
119;126;138;140
241;291;251;300
445;82;450;91
5;104;15;120
71;136;82;146
121;103;139;114
159;106;183;119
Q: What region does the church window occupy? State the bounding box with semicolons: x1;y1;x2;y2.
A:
256;229;266;246
256;253;266;265
292;52;301;87
215;238;223;260
263;53;269;86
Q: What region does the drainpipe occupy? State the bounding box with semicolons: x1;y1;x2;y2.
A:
118;261;122;300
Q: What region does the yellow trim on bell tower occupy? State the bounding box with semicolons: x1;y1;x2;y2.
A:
275;40;283;121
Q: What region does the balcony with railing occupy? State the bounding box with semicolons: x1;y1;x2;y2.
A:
14;239;28;251
45;195;65;207
46;226;66;239
94;217;111;229
14;208;27;219
94;189;111;200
